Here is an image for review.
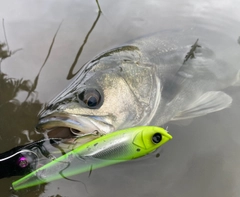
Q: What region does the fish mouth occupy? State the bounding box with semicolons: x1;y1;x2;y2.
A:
36;113;114;139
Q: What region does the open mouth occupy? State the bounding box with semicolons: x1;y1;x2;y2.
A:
41;127;77;139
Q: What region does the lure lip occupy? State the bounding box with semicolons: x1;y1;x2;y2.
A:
12;126;172;191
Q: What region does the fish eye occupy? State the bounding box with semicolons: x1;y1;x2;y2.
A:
152;133;162;144
78;88;102;108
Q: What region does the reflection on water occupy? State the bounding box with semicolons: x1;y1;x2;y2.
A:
0;17;65;153
0;2;103;196
0;19;68;197
0;0;240;197
0;69;44;196
66;0;102;80
0;68;42;151
0;19;22;73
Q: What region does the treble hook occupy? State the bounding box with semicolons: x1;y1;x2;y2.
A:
70;128;103;139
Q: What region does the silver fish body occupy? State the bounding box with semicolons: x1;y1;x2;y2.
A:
37;29;240;138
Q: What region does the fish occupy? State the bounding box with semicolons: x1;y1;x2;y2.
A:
36;29;240;139
12;126;172;190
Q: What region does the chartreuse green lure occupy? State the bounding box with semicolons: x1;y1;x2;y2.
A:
12;126;172;190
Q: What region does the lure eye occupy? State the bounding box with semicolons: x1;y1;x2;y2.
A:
78;88;102;108
152;133;162;144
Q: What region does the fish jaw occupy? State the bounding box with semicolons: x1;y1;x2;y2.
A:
36;112;115;137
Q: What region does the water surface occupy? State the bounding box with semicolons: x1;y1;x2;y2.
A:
0;0;240;196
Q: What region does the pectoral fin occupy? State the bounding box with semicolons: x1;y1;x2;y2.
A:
172;91;232;120
232;70;240;86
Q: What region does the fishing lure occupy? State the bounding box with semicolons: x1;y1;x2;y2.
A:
12;126;172;190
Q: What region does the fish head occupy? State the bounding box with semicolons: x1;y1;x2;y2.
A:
37;46;161;138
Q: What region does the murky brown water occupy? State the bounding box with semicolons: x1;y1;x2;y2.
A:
0;0;240;196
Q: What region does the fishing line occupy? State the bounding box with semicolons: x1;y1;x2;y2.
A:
88;165;93;177
57;159;89;194
0;138;62;165
0;150;38;162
